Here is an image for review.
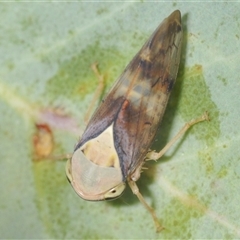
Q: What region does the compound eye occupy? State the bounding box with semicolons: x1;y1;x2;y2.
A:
104;183;126;200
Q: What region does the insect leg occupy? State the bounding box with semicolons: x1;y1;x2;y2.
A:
84;63;105;123
128;179;164;232
147;111;209;161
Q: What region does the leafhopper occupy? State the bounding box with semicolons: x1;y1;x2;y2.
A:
66;10;208;232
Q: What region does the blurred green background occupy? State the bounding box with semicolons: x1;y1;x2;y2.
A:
1;2;240;239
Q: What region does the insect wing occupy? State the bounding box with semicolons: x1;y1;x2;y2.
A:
110;10;182;179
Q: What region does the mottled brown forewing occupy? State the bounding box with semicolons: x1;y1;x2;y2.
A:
76;10;182;180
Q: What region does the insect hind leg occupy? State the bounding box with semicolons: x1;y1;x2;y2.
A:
84;63;105;123
127;112;209;232
147;111;209;161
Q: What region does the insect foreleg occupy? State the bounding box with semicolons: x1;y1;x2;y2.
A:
128;179;164;232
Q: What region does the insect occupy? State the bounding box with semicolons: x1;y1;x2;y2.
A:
66;10;208;232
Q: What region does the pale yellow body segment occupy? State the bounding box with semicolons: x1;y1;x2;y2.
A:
66;124;125;200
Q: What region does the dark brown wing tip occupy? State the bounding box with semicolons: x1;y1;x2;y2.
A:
169;10;181;22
